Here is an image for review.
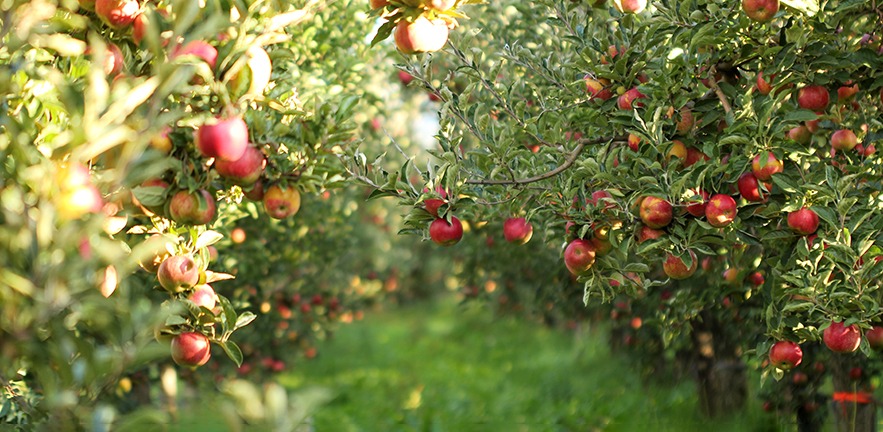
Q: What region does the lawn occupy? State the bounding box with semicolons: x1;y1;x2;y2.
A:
278;298;778;432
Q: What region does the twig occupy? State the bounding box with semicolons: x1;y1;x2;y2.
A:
465;136;625;185
0;373;31;416
707;67;733;115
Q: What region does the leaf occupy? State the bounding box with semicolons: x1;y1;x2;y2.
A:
781;0;820;16
234;312;257;331
194;230;224;250
205;271;235;283
219;340;244;367
782;110;819;123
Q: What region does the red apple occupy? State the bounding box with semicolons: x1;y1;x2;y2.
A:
742;0;779;22
866;326;883;350
95;0;139;29
627;133;641;151
243;180;265;201
768;341;802;369
830;129;858;151
585;77;613;101
189;284;217;310
617;87;646;110
263;184;301;219
394;16;449;54
787;207;819;236
590;190;616;212
424;198;446;217
169;189;216;225
663;249;698;279
684;147;709;167
748;272;765;286
197;116;249;162
786;125;812;144
637;225;665;243
157;255;200;293
756;71;774;95
737;172;767;202
797;85;830;111
639;196;673;229
667;140;687;160
171;40;218;69
675;107;695;134
503;217;533;245
613;0;647;13
685;189;709;217
705;194;737;228
751;152;783;181
89;42;124;77
837;82;859;102
805;119;820;133
564;239;597;275
214;144;265;186
171;332;211;367
430;216;463;246
398;70;414;85
856;144;876;157
823;320;861;353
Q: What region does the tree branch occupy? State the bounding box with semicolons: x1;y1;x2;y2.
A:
465;136;626;185
707;67;733;115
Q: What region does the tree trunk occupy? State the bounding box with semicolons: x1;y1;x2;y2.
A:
829;354;875;432
690;312;747;417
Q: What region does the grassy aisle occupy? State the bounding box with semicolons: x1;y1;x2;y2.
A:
279;298;775;432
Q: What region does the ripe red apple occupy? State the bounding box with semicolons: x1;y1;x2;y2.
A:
398;70;414;85
684;147;709;167
169;189;216;225
171;40;218;69
89;43;124;77
737;172;768;202
792;372;809;385
637;225;665;243
189;284;217;310
705;194;737;228
667;140;687;160
663;249;698;280
866;326;883;350
197;116;249;162
768;341;802;369
214;144;265;186
830;129;858;151
171;332;211;367
751;152;783;181
429;216;463;246
617;87;646;110
755;71;774;95
786;125;812;144
564;239;596;276
787;207;819;236
856;143;876;157
157;255;200;293
685;189;709;217
243;180;264;201
263;184;301;219
627;133;641;151
590;190;616;212
95;0;139;29
585;77;613;101
394;16;449;54
613;0;647;13
837;82;859;102
823;320;861;353
503;217;533;245
424;198;446;217
228;46;272;98
748;272;765;286
639;196;673;229
805;119;820;133
797;85;830;111
675;107;695;134
741;0;779;22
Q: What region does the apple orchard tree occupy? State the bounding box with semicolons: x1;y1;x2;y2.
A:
355;0;883;429
0;0;412;427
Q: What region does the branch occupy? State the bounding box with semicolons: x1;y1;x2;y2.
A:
0;373;31;416
708;67;733;115
465;136;626;185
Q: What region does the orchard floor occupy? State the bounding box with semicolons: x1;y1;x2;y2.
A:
271;298;783;432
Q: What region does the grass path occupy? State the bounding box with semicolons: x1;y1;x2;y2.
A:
280;298;775;432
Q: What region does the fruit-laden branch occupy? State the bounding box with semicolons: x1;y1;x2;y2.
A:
465;136;626;185
707;67;733;115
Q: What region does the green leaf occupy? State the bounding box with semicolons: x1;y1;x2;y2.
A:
234;312;257;331
781;0;820;16
219;340;244;367
194;230;224;250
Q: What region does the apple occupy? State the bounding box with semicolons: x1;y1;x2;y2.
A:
398;70;414;86
230;227;246;244
263;184;301;219
797;85;830;111
786;125;812;144
866;326;883;350
430;216;463;246
617;87;646;110
149;127;172;154
196;116;249;162
169;189;216;225
503;217;533;245
830;129;858;151
564;239;596;275
741;0;779;22
613;0;647;14
684;147;709;167
685;188;709;217
171;40;218;69
768;340;802;369
787;207;819;236
215;144;265;185
429;0;455;10
675;107;695;134
243;180;264;201
424;198;447;217
722;268;740;285
171;332;211;367
627;133;641;151
137;234;173;273
637;225;665;243
856;143;876;157
751;152;783;181
157;255;200;293
394;16;449;54
88;43;124;77
823;320;861;353
132;13;147;45
56;184;103;221
95;0;139;29
639;196;673;229
805;119;820;133
667;140;687;160
748;272;765;286
849;367;863;381
705;194;737;228
369;0;389;8
590;190;615;212
585;77;614;101
663;249;698;280
228;46;272;98
837;82;859;102
755;71;774;95
189;284;217;310
737;172;768;202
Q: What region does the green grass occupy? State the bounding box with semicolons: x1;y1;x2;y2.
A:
278;298;776;432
